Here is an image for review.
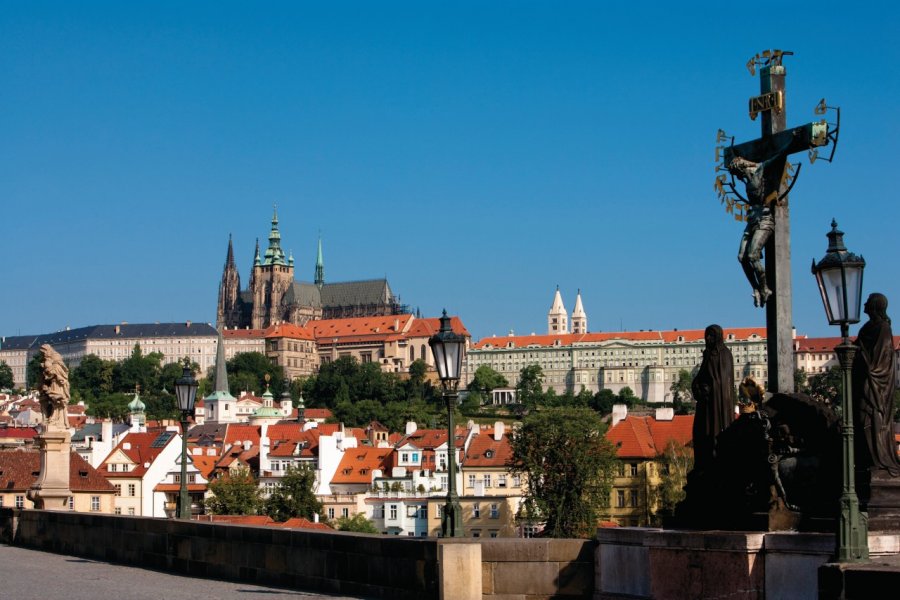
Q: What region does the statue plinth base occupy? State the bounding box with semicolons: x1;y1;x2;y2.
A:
860;468;900;532
27;429;72;511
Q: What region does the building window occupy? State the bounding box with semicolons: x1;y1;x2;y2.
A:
630;463;638;477
15;495;24;509
174;474;181;484
419;505;428;519
617;490;625;508
114;484;121;497
114;508;122;515
411;452;419;462
617;462;625;477
468;474;476;488
128;484;136;497
342;508;349;518
490;530;499;538
512;475;521;487
473;503;480;518
498;474;507;488
523;525;539;538
188;473;196;484
328;508;335;520
69;496;75;511
109;463;117;472
389;505;398;520
91;496;100;512
484;474;492;488
401;453;409;462
128;508;135;516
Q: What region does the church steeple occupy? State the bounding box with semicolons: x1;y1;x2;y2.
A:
263;205;286;266
547;285;568;334
314;236;325;289
571;289;587;334
253;238;261;267
216;235;242;330
214;328;229;394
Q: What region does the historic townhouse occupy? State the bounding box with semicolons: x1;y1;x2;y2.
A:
0;449;116;513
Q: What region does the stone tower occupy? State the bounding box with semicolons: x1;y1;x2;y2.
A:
216;235;242;330
251;206;295;329
571;289;587;334
547;286;568;334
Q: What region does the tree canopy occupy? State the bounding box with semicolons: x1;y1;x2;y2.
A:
334;513;379;533
510;406;618;538
205;468;263;515
263;464;323;522
0;361;14;390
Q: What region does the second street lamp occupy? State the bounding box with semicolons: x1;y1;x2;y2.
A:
173;358;199;520
428;310;466;538
811;219;868;562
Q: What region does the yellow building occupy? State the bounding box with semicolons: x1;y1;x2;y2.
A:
0;449;116;513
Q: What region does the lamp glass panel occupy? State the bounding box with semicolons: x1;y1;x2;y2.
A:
432;343;448;380
821;266;846;324
443;342;462;381
844;266;864;323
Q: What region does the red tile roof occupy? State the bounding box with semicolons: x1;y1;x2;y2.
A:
202;515;332;530
224;424;261;448
0;449;115;492
304;408;333;420
100;430;180;478
263;323;315;340
331;447;393;485
0;426;38;440
796;336;900;352
606;415;694;459
464;431;514;468
223;329;265;338
473;328;767;349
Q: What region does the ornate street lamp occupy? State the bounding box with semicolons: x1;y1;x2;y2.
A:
811;219;867;562
174;358;198;520
428;310;465;537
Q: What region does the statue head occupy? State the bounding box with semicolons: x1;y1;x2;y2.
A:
864;293;890;323
728;156;757;181
704;324;724;349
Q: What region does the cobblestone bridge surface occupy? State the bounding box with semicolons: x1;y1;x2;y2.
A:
0;544;365;600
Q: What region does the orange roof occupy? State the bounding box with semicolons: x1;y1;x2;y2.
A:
331;447;393;485
464;431;513;468
399;427;466;450
101;430;180;478
188;452;220;479
223;328;265;338
405;316;470;338
203;515;332;530
224;424;261;447
311;315;414;339
606;415;694;459
304;408;333;420
0;449;115;492
797;335;900;352
263;322;315;340
473;327;767;349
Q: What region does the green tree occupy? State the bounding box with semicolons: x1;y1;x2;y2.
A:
0;361;14;390
652;439;694;523
70;354;116;399
808;367;842;404
617;386;638;406
264;464;323;522
223;352;285;397
115;344;164;394
510;406;618;538
794;367;810;394
670;369;695;415
334;513;379;533
469;365;509;395
591;389;617;415
205;468;263;515
26;353;42;390
86;392;132;421
515;364;545;413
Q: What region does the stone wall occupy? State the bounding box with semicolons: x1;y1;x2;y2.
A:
475;537;596;600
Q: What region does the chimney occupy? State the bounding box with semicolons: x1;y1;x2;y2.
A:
313;512;319;523
405;421;417;435
101;419;113;442
242;440;251;451
394;318;400;331
186;320;192;328
655;407;674;422
611;404;628;427
494;421;504;441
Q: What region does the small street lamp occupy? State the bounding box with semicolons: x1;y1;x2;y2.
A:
428;310;466;538
811;219;868;562
174;358;198;520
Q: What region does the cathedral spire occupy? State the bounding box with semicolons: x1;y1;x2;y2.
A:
214;328;229;394
571;289;587;334
226;234;235;267
314;235;325;288
547;285;569;334
253;238;261;267
263;205;286;266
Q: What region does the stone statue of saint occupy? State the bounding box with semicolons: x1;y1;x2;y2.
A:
38;344;70;431
852;293;900;476
691;325;736;470
728;130;800;307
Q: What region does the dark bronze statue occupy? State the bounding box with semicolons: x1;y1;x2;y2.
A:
691;325;736;470
852;293;900;476
728;130;800;307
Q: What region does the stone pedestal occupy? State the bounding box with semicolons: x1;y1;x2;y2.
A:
27;429;72;510
861;469;900;532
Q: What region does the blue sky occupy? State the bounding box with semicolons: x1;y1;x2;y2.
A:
2;2;898;341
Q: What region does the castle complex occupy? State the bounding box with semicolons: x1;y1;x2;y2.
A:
216;209;406;330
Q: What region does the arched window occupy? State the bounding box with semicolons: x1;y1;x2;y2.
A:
421;345;426;360
410;347;415;361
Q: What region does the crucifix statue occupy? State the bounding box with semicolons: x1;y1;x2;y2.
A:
715;50;840;393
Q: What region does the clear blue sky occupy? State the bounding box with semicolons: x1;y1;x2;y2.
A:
2;2;898;341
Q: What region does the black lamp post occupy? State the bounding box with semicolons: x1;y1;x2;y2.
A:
428;310;466;538
174;358;198;520
811;219;868;562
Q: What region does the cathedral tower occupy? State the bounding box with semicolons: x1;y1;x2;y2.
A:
314;236;325;289
547;286;568;334
571;289;587;334
250;207;295;329
216;235;242;329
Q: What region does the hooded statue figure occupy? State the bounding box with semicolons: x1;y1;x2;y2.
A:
691;324;736;470
852;293;900;476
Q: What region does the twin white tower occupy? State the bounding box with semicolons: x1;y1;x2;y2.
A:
547;287;587;335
